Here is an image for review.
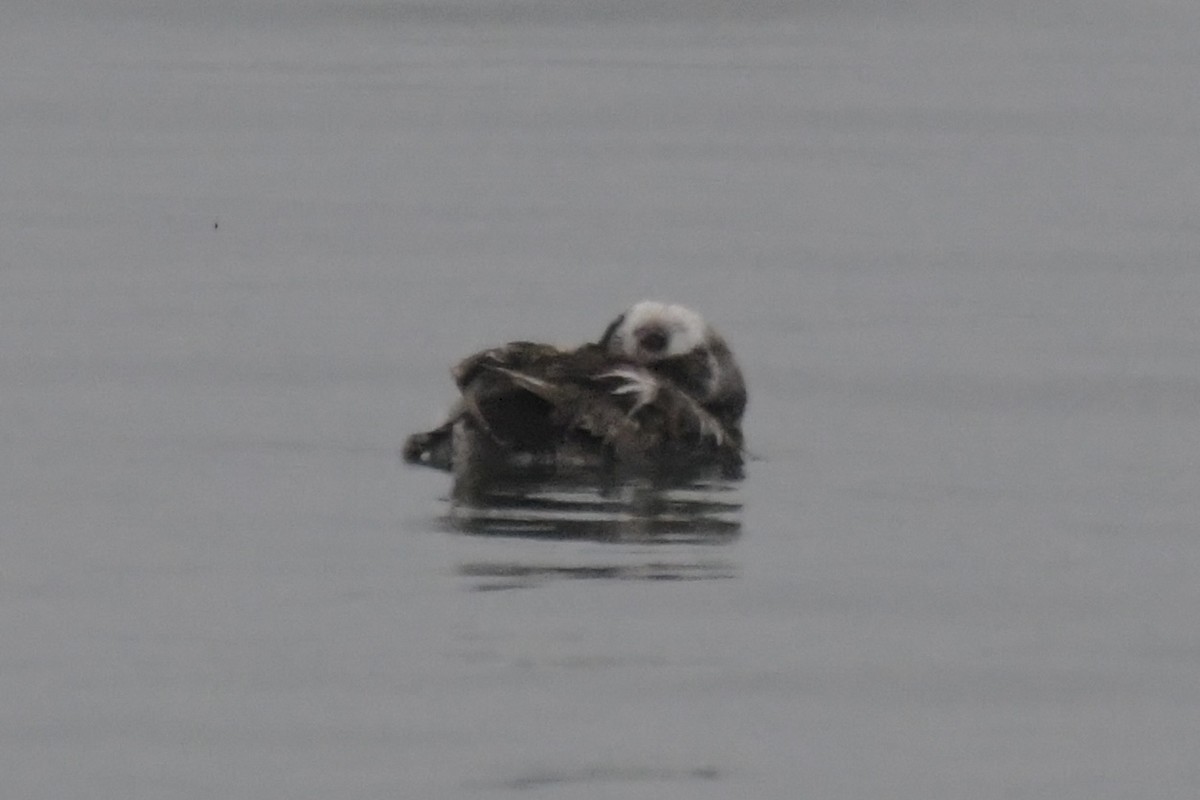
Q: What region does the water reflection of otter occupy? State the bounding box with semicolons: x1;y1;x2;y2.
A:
445;477;743;545
403;301;748;495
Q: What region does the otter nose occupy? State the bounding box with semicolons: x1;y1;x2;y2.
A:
635;325;669;354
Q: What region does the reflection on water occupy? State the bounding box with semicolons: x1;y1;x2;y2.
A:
457;560;738;591
443;474;743;544
487;764;723;791
441;472;743;589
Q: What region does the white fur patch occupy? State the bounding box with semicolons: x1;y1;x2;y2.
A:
687;396;727;446
609;301;708;361
705;348;723;398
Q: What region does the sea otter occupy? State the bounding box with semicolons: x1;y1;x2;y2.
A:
403;301;746;481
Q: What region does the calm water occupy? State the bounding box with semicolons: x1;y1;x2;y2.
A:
4;1;1199;797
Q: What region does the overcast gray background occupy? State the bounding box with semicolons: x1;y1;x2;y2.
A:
3;1;1199;797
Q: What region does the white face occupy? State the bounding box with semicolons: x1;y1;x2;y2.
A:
606;301;708;363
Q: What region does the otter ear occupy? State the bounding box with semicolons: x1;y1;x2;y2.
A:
598;313;625;348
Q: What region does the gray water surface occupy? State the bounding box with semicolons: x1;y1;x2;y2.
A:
4;1;1199;797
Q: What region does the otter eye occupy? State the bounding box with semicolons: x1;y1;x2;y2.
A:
636;326;668;353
